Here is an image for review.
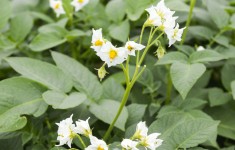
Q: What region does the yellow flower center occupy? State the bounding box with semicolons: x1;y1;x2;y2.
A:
172;29;178;38
94;39;103;46
127;45;134;51
157;10;164;20
54;3;60;9
145;19;154;26
78;0;84;3
97;145;104;150
109;49;117;60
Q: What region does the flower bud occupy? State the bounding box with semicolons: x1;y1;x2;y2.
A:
96;64;108;81
155;46;165;59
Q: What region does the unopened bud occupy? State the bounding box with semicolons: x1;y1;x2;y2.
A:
155;46;165;59
96;64;108;81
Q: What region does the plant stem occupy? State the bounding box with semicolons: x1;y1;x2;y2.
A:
180;0;196;45
103;84;132;141
76;134;86;149
208;28;226;47
138;32;164;66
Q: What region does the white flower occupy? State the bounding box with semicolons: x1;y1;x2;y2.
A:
49;0;65;17
165;23;185;47
159;16;178;32
140;133;163;150
121;139;139;150
98;41;126;67
91;28;105;53
85;135;108;150
56;114;77;148
71;0;89;12
145;6;161;26
133;121;148;140
154;0;174;22
145;0;175;27
197;46;205;51
125;41;145;56
75;117;92;137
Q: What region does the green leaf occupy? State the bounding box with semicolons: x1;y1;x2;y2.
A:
6;57;73;93
126;104;147;127
51;52;103;101
214;35;229;47
207;0;229;29
216;45;235;59
109;19;130;42
159;119;219;149
125;0;153;21
189;50;224;63
29;32;66;52
231;81;235;100
172;98;207;110
31;11;54;23
166;0;189;12
156;52;188;65
102;77;125;101
42;90;86;109
174;45;195;56
206;103;235;140
0;136;23;150
208;88;232;106
105;0;126;22
0;77;47;132
170;62;206;99
188;26;214;40
0;0;12;30
89;99;128;130
149;114;191;139
221;60;235;91
0;36;16;50
10;12;33;43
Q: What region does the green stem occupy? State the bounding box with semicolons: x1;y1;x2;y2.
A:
76;134;86;149
138;32;164;66
165;65;172;105
103;84;132;141
180;0;196;45
208;28;226;47
121;64;129;84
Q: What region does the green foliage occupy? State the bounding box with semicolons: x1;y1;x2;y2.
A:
0;77;47;133
6;57;73;92
0;0;235;149
170;62;206;99
89;99;128;131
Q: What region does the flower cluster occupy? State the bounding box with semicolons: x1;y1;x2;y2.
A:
145;0;185;47
91;29;145;68
121;121;163;150
49;0;89;17
56;114;108;150
56;116;162;149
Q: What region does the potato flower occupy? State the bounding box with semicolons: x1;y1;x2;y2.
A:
121;139;139;150
56;114;77;148
165;23;185;47
85;135;108;150
75;117;92;137
71;0;89;12
98;41;127;67
91;28;106;53
133;121;148;140
49;0;65;17
140;133;163;150
125;41;145;56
